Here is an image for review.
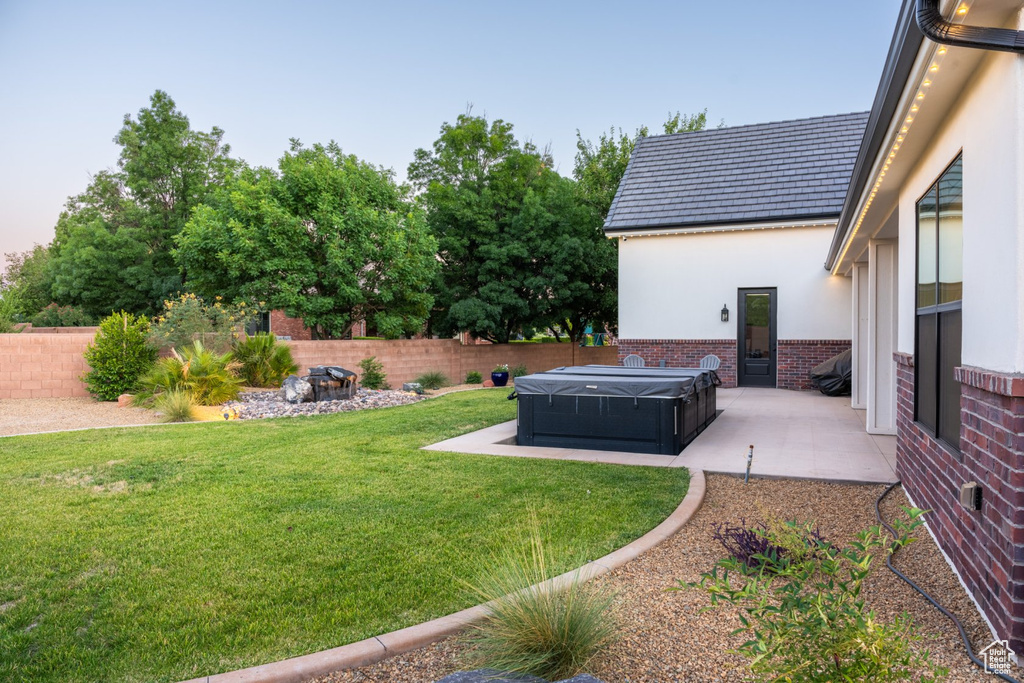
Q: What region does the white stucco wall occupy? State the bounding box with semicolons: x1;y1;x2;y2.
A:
618;225;851;340
896;50;1024;373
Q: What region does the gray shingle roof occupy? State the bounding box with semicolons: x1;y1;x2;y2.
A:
603;112;870;232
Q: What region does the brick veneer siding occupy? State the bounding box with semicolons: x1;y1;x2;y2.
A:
777;340;851;390
895;352;1024;653
618;339;850;390
269;310;312;340
617;340;737;386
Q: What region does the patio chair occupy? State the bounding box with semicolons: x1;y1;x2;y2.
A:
699;354;721;371
623;354;645;367
699;354;722;386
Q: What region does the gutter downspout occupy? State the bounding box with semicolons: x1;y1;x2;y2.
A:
917;0;1024;53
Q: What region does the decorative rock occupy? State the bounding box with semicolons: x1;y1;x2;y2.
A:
402;382;424;394
224;387;424;420
435;670;545;683
483;379;495;388
280;375;313;404
433;671;606;683
116;394;134;407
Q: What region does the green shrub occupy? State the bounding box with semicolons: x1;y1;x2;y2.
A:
0;291;23;333
139;340;242;406
684;508;947;682
414;370;449;390
352;336;385;340
464;524;616;680
232;333;299;387
511;363;528;378
154;390;197;422
357;356;389;390
466;370;483;384
30;303;93;327
150;293;258;354
82;312;158;401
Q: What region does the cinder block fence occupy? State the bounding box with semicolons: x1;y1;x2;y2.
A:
0;333;616;400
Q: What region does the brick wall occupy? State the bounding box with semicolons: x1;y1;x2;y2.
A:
616;338;849;389
777;340;850;390
0;333;93;398
895;352;1024;654
269;310;312;340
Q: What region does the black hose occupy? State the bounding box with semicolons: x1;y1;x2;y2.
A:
875;481;1020;682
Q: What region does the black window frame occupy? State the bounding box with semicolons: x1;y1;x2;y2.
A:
914;153;963;452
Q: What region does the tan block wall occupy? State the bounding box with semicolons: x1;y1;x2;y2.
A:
0;334;618;399
284;340;618;387
0;333;94;399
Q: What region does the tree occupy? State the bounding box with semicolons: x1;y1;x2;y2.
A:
1;244;54;318
175;141;438;340
411;113;609;343
48;91;237;318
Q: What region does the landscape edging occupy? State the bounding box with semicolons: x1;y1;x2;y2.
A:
180;469;707;683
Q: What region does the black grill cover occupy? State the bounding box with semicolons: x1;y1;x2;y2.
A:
809;349;853;396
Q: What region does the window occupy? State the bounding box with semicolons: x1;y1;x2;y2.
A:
915;155;962;449
245;311;271;336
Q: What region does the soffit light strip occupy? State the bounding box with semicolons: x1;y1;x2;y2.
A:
833;0;972;272
614;221;837;240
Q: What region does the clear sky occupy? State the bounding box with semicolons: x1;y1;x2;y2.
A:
0;0;903;269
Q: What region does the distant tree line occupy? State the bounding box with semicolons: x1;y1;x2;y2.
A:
0;91;711;341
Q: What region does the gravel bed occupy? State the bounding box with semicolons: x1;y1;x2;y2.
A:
224;388;426;419
317;475;1022;682
0;397;160;436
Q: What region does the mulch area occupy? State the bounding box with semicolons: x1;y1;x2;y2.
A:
0;397;160;437
318;474;1021;682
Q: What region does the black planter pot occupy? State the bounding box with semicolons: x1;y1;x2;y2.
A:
491;371;510;387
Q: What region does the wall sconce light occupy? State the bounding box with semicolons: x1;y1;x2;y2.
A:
721;304;729;323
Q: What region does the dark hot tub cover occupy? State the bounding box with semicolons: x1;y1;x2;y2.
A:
513;371;696;400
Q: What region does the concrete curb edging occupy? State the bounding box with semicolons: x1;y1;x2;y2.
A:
180;469;707;683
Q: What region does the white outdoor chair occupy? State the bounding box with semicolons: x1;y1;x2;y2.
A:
699;354;721;371
623;354;645;367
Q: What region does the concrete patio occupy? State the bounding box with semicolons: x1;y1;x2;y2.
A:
424;387;898;483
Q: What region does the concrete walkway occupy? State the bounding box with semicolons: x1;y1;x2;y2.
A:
424;387;898;484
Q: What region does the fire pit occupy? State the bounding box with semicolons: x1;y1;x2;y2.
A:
306;366;357;401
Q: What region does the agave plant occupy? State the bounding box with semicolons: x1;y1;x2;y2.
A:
139;340;243;405
232;333;299;388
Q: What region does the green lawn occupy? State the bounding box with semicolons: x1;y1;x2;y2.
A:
0;389;689;683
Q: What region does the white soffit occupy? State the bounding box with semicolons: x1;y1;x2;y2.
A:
609;219;837;240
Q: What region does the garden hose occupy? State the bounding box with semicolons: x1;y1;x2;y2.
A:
875;481;1021;683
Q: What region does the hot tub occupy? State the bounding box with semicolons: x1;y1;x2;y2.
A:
513;366;716;456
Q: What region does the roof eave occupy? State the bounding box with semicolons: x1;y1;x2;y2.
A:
826;0;924;272
604;214;840;238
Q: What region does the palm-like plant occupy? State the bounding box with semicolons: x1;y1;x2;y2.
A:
139;340;243;405
232;333;299;388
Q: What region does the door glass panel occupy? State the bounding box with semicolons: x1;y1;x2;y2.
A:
938;158;963;304
744;293;770;359
917;187;937;309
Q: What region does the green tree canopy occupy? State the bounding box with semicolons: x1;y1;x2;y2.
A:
410;112;615;343
175;141;438;340
1;244;54;318
48;90;237;318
